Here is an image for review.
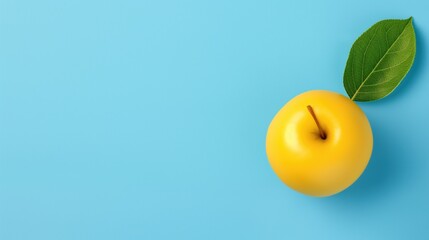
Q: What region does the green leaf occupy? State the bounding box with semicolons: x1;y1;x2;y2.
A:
343;17;416;101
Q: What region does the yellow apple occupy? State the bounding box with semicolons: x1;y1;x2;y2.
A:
266;90;373;197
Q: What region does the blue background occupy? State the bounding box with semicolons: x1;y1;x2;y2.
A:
1;0;428;239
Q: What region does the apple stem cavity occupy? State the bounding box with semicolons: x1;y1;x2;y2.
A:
307;105;327;140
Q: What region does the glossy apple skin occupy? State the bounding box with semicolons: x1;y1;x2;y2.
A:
266;90;373;197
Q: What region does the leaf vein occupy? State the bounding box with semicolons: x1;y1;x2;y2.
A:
373;52;414;73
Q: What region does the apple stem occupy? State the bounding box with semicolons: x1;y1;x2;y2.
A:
307;105;327;140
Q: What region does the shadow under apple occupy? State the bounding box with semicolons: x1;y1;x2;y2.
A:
330;117;413;203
